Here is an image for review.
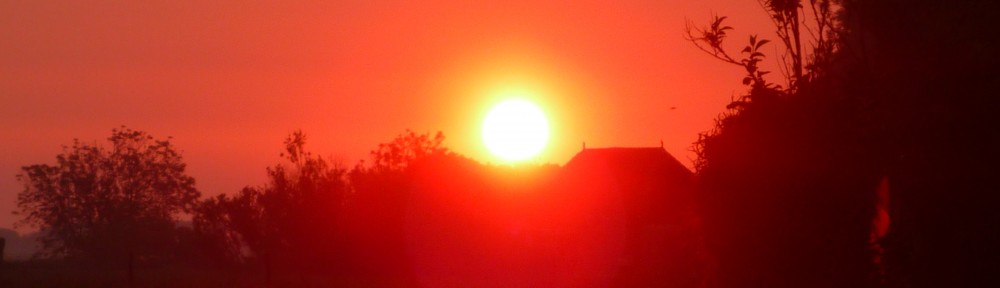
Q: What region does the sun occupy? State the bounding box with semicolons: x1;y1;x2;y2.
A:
482;99;550;162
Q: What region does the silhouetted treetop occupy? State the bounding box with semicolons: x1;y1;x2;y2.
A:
686;0;839;98
359;129;448;173
16;127;199;259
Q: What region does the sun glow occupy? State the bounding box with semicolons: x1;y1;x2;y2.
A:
482;99;549;162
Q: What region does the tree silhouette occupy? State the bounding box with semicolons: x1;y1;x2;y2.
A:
186;129;448;286
15;127;200;286
688;0;1000;287
687;1;882;287
190;194;244;265
359;129;447;173
194;130;349;285
343;129;450;286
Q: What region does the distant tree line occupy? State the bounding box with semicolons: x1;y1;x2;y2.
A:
13;128;453;286
13;127;704;287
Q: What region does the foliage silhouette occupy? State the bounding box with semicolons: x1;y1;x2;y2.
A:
189;194;245;266
688;1;882;287
11;127;704;287
360;129;447;173
689;0;1000;287
15;127;200;286
187;129;449;286
342;129;450;287
192;130;350;285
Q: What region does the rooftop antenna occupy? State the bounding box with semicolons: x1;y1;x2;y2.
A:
582;141;586;151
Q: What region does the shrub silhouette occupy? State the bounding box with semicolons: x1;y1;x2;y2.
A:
690;0;1000;287
688;1;882;287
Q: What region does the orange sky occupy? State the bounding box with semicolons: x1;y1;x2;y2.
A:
0;0;777;230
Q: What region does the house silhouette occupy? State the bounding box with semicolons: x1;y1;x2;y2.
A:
560;146;700;287
397;146;702;287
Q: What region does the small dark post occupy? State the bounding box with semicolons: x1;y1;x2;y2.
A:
1;237;6;276
128;249;135;288
264;252;273;288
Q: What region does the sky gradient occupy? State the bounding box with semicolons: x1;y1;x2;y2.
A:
1;0;777;231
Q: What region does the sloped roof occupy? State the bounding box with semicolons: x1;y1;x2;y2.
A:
560;147;694;222
564;147;692;178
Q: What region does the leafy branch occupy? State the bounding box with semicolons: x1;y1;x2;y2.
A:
685;0;840;105
685;15;778;99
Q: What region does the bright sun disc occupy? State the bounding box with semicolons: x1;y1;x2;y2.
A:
482;99;549;162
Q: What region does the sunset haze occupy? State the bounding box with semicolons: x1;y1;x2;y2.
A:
0;0;776;230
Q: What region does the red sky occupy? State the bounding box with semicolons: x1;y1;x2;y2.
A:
0;0;776;231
